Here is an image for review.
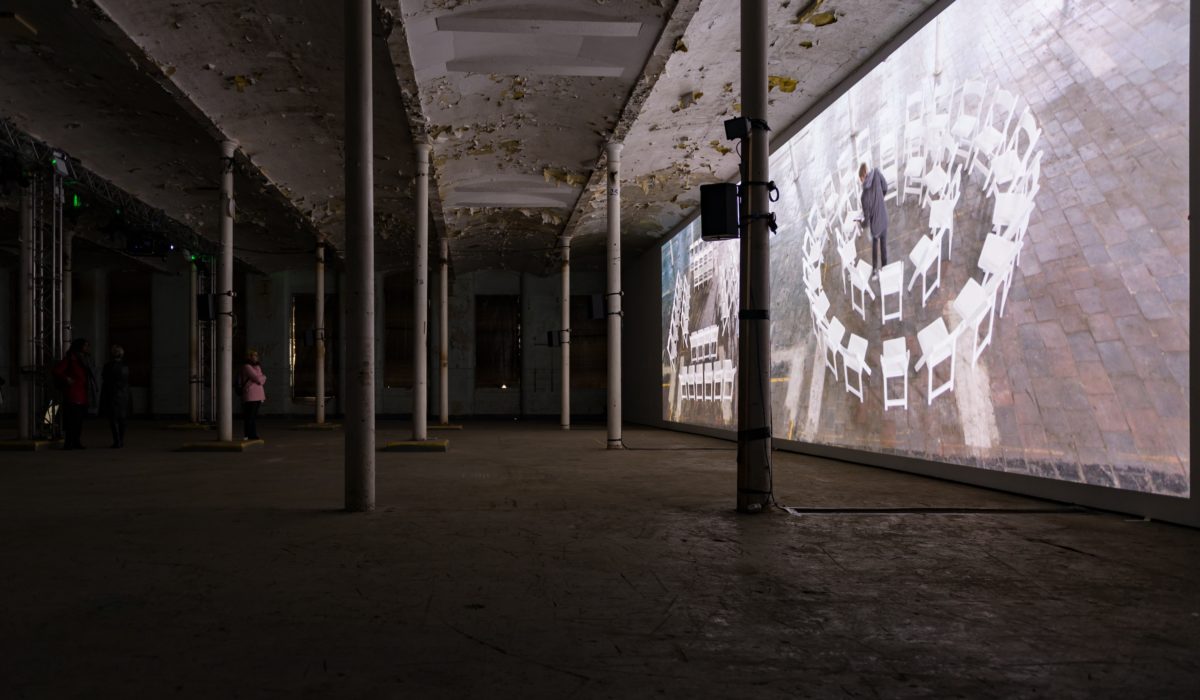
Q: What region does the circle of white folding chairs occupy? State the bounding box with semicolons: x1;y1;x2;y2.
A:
807;77;1043;412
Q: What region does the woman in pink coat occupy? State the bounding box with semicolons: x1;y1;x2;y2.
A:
240;350;266;440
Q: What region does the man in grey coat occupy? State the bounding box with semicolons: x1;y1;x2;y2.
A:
858;162;889;279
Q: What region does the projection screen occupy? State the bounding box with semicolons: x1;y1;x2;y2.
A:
661;0;1189;497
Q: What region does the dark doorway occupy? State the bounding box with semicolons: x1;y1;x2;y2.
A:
290;293;340;400
475;295;520;389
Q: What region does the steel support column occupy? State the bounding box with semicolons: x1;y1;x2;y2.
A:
17;183;32;440
605;143;623;449
437;236;450;426
344;0;375;511
736;0;774;513
315;242;327;424
62;232;72;345
189;260;199;423
413;142;432;440
559;235;571;430
217;139;236;443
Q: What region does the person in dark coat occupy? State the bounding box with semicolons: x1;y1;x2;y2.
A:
52;338;97;449
858;162;890;278
100;344;130;448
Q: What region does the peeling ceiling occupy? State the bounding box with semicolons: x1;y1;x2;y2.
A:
1;0;938;275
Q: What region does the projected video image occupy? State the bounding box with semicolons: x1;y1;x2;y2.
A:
662;0;1190;496
661;225;739;428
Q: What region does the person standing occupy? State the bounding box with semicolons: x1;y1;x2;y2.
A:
52;338;96;449
240;350;266;441
858;162;890;279
100;344;130;448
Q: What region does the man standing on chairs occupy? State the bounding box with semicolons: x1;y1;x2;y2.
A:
859;162;889;280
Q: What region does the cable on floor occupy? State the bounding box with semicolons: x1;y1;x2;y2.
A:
780;505;1092;515
618;441;735;452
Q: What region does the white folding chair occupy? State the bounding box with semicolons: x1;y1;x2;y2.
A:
925;81;956;164
880;337;910;411
907;234;942;307
843;333;871;402
823;316;846;379
953;277;1000;367
987;107;1040;197
879;260;904;323
1012;148;1043;197
951;79;987;166
902;136;927;205
810;289;831;337
803;260;822;295
837;239;856;295
929;163;962;260
850;259;876;321
704;361;715;401
721;359;734;402
915;317;957;405
970;88;1017;185
924;81;950;132
1010;191;1037;268
819;174;839;221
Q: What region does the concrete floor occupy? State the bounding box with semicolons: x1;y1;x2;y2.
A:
1;419;1197;698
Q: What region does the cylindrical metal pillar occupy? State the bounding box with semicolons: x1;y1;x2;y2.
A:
413;141;432;440
62;232;72;346
345;0;375;511
315;242;327;424
736;0;774;513
437;236;449;425
217;140;236;443
605;143;623;449
189;260;199;423
337;270;347;418
559;235;571;430
17;183;33;440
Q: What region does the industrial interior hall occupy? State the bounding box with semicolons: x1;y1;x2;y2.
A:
0;0;1194;696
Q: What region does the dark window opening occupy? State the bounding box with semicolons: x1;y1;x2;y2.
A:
383;273;414;388
570;295;607;390
107;270;152;387
290;293;340;400
476;295;520;388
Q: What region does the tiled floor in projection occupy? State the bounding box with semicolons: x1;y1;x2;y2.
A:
763;0;1189;495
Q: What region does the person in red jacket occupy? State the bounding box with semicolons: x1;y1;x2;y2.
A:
52;338;97;449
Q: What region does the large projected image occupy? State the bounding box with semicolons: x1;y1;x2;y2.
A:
662;0;1190;495
661;223;739;427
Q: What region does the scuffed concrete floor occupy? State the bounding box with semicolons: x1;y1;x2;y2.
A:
0;419;1197;698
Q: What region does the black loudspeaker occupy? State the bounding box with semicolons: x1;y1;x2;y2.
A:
700;183;739;241
196;293;215;322
589;294;605;320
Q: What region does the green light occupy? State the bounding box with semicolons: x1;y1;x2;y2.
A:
71;194;82;209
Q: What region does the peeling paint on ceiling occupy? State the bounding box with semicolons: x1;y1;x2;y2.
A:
1;0;936;274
